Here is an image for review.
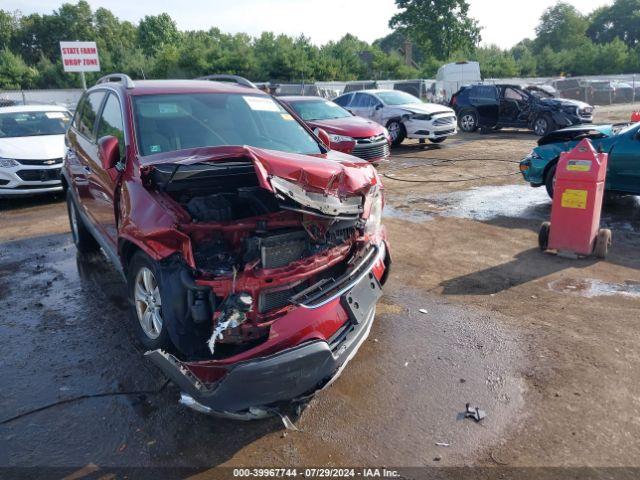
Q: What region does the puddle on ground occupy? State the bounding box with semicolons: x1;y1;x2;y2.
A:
434;185;552;221
388;184;640;232
549;278;640;298
383;203;434;223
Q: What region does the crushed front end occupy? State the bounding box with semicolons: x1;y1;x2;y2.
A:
136;146;390;417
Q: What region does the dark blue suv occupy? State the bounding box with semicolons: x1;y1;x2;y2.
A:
450;84;594;136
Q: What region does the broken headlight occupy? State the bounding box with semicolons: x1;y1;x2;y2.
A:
525;150;542;160
365;190;383;234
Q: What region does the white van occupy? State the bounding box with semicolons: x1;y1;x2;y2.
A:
435;61;481;103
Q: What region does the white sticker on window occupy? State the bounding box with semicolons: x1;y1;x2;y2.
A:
45;112;66;119
158;104;179;114
243;96;280;112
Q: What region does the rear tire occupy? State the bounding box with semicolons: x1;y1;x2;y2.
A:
539;222;551;251
386;120;406;146
66;190;100;254
544;163;557;199
594;229;612;259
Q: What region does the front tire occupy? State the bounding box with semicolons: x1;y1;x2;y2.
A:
127;251;173;351
545;163;557;199
458;111;478;132
66;190;100;254
386;120;406;146
534;115;555;136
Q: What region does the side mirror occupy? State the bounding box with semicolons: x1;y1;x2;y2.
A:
315;128;332;149
98;135;121;171
375;104;383;110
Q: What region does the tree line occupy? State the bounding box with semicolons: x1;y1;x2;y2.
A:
0;0;639;90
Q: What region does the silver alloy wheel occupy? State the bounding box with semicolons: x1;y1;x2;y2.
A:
534;118;548;136
461;113;476;131
134;267;163;340
388;121;400;141
69;200;79;243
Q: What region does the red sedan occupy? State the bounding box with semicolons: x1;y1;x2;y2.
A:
279;96;391;163
62;74;390;418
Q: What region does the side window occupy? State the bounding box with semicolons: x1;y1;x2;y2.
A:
73;96;87;129
352;92;369;108
77;91;106;140
475;86;497;100
334;94;352;107
362;94;376;108
504;88;526;101
96;93;125;159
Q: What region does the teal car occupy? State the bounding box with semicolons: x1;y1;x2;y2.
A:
520;122;640;198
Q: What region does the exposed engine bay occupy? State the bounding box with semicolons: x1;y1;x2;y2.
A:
143;157;381;360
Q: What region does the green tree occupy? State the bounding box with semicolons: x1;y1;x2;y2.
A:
0;49;37;88
534;2;588;52
0;10;18;50
587;0;640;47
138;13;181;56
388;0;481;60
510;40;538;77
472;45;519;78
13;1;97;64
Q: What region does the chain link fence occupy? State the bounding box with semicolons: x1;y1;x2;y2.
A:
0;89;83;110
1;74;638;109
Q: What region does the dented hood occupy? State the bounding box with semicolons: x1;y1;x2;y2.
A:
141;145;380;196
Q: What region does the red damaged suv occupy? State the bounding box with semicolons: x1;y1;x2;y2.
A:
62;74;390;418
279;96;391;163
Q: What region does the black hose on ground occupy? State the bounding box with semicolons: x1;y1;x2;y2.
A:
0;379;171;426
380;156;522;183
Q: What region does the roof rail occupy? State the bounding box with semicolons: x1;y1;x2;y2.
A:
197;74;257;90
96;73;135;89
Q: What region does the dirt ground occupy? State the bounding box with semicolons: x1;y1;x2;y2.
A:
0;104;639;476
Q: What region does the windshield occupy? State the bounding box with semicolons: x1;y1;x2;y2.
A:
288;100;351;121
0;110;71;138
376;91;421;106
133;93;322;157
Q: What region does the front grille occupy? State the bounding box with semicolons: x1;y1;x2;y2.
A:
258;283;307;313
434;128;456;136
16;168;61;182
16;158;63;166
433;116;456;126
290;245;380;308
352;140;390;161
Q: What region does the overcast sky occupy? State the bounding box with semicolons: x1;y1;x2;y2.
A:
5;0;614;48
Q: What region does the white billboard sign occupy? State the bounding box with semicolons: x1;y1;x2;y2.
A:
60;41;101;72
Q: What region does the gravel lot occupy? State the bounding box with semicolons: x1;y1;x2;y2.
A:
0;104;639;475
